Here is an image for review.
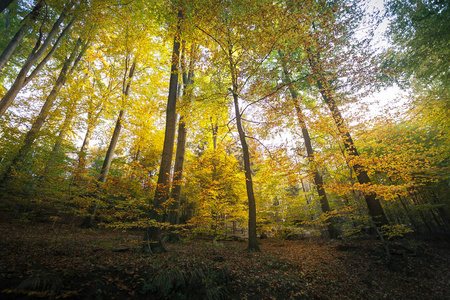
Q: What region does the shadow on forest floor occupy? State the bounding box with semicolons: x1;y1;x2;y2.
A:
0;217;449;299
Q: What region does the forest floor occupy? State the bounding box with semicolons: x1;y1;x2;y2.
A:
0;217;449;300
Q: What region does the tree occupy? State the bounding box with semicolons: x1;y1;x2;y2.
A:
98;59;136;183
307;48;388;228
193;0;305;251
167;42;197;228
279;50;339;238
0;37;88;186
0;0;44;72
384;0;449;100
282;0;391;229
230;69;260;251
80;58;136;229
144;9;183;253
184;147;247;238
0;1;77;117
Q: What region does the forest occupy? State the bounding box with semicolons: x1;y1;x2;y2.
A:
0;0;449;299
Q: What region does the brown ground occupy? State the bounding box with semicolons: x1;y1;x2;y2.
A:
0;218;449;299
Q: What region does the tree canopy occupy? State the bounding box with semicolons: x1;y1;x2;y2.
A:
0;0;448;254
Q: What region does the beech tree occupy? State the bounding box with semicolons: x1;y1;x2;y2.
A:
98;59;136;183
0;37;88;186
0;1;78;117
304;6;389;227
279;50;339;238
144;9;183;254
0;0;44;73
167;42;197;228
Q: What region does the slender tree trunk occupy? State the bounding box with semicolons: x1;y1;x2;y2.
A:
308;51;389;228
0;3;75;117
0;1;44;73
228;45;260;251
0;38;83;185
98;59;136;182
23;17;76;87
231;89;260;251
81;61;136;229
98;109;125;183
212;122;218;150
279;51;339;238
211;121;218;190
80;109;125;228
144;10;183;253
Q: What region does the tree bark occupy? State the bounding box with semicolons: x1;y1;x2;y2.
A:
0;37;84;185
22;17;76;87
308;51;389;228
0;3;75;117
166;119;186;226
81;60;136;229
231;88;260;251
228;46;260;251
144;11;183;253
168;43;196;227
98;57;136;183
81;109;125;228
279;51;339;238
0;0;44;73
98;109;125;183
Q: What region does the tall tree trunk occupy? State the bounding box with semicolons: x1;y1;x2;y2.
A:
228;47;260;252
0;3;75;117
166;119;186;227
80;109;124;228
81;60;136;229
231;88;260;251
45;72;89;181
168;42;196;227
212;122;218;150
308;51;389;228
0;38;84;185
279;51;339;238
144;10;183;253
22;17;77;87
0;0;44;73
